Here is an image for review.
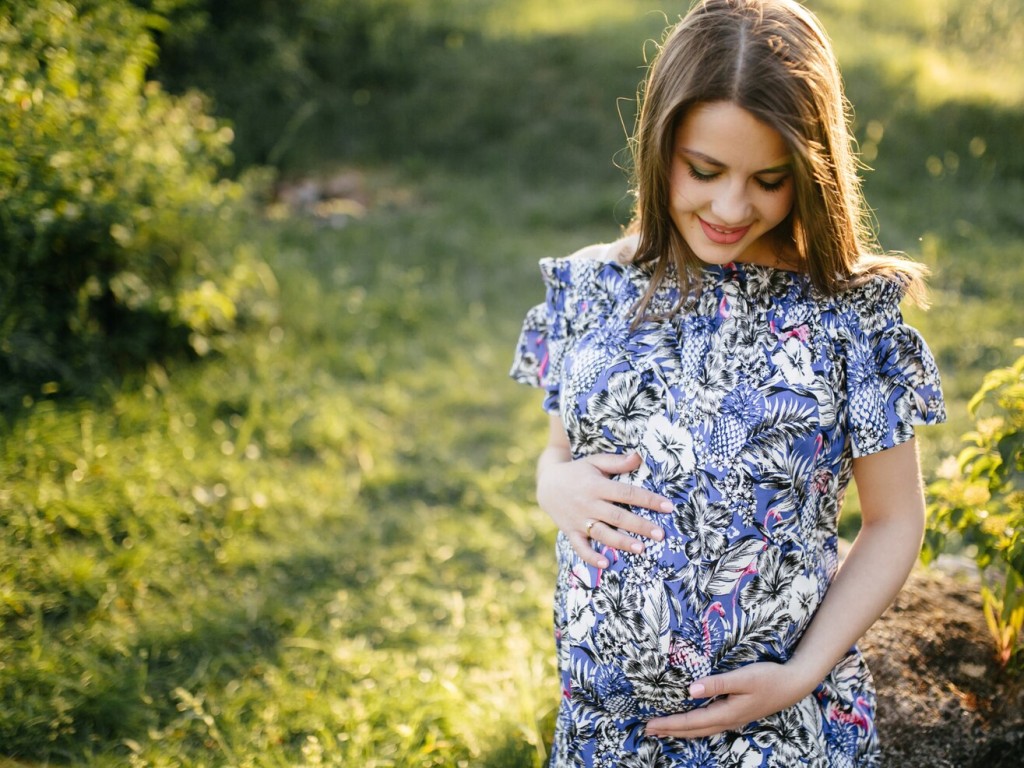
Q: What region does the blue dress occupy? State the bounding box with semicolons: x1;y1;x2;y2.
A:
510;244;945;767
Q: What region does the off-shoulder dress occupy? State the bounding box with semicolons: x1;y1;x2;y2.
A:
510;241;945;767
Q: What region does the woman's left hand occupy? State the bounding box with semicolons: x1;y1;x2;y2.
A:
644;662;815;739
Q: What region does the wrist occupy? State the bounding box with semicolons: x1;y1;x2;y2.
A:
538;444;572;466
537;445;571;479
783;653;830;699
536;446;572;503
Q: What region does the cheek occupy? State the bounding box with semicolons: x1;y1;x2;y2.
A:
766;190;795;225
668;175;701;210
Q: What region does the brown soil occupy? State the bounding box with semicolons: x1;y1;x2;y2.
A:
862;563;1024;767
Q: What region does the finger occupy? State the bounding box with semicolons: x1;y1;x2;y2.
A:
651;722;732;739
583;453;674;516
646;700;737;739
568;532;609;569
586;451;643;475
597;501;666;542
688;669;743;699
606;479;674;515
586;519;647;555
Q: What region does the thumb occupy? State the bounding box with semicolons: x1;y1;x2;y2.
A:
587;451;642;476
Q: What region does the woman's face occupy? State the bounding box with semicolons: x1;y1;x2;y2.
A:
668;101;796;268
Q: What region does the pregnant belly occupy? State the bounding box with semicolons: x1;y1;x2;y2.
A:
558;533;818;718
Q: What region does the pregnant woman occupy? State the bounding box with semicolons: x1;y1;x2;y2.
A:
510;1;946;765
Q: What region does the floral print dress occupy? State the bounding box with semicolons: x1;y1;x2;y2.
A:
509;244;945;768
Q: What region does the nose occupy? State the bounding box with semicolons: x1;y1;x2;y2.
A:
710;181;751;225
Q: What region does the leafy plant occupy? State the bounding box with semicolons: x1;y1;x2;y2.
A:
924;340;1024;670
0;0;268;407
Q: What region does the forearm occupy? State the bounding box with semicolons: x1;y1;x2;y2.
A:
787;443;926;692
787;512;923;691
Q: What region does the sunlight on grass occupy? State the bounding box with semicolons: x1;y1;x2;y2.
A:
480;0;1024;107
907;49;1024;108
830;29;1024;109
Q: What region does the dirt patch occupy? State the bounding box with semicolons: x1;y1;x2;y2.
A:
862;565;1024;767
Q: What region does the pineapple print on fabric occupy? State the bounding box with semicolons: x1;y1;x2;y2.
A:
709;382;763;469
845;335;891;456
667;601;726;684
510;247;945;768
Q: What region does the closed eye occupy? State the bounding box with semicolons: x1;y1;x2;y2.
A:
687;165;719;182
755;176;789;193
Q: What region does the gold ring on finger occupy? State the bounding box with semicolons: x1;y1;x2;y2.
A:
585;519;596;537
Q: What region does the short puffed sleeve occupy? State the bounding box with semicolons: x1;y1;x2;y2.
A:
838;276;946;457
509;258;576;414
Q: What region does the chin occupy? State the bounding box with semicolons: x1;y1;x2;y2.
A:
690;242;753;266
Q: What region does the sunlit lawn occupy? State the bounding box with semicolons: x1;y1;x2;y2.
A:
2;0;1023;764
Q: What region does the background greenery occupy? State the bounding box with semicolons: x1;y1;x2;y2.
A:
1;0;1022;764
0;1;271;404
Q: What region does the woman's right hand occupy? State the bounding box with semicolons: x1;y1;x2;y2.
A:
537;416;673;569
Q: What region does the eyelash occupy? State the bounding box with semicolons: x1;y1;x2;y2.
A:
756;178;788;193
686;165;789;193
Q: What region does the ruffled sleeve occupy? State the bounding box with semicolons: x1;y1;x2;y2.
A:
837;276;946;458
509;258;577;414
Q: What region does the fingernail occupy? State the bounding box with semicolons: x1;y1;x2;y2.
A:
689;683;705;697
597;559;608;569
660;501;673;513
651;527;664;541
631;542;643;553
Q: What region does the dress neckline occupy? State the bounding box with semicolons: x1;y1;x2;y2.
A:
559;254;809;288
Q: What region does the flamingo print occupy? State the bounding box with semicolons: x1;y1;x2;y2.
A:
668;601;726;683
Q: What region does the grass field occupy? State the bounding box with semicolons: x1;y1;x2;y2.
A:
2;0;1023;764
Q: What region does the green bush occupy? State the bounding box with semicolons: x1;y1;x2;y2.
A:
0;0;263;408
924;341;1024;670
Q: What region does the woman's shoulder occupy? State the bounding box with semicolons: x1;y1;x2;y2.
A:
840;253;929;308
840;271;908;307
540;234;637;266
535;234;648;315
539;234;640;285
566;234;639;264
819;264;923;341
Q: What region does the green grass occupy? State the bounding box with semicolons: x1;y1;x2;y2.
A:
2;0;1024;764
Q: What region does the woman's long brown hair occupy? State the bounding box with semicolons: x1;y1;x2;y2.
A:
628;0;927;322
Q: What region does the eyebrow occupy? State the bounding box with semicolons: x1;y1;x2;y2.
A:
680;148;792;175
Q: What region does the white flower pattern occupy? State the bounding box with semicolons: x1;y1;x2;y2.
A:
511;254;945;766
644;414;698;476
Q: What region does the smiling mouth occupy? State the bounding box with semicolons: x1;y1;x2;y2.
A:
696;218;753;244
699;217;750;245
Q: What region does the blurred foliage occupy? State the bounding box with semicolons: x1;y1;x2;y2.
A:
136;0;668;178
138;0;1024;185
924;344;1024;671
0;0;274;411
140;0;504;170
1;0;1023;762
813;0;1024;69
